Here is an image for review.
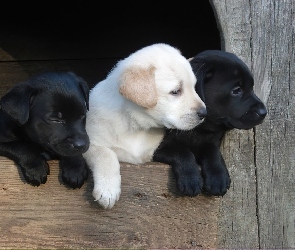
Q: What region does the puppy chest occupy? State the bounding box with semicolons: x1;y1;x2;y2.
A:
112;129;164;164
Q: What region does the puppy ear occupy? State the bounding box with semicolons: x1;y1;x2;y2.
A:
67;72;90;111
190;59;212;102
0;82;36;125
119;66;158;108
78;79;90;111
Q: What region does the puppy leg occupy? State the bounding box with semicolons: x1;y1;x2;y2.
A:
0;141;49;186
83;146;121;209
198;143;231;196
59;155;89;189
153;142;203;196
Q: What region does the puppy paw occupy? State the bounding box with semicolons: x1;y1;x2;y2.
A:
176;173;203;196
203;171;231;196
92;175;121;209
62;165;88;189
60;156;89;189
20;159;50;186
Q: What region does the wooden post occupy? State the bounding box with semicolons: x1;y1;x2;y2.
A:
211;0;295;248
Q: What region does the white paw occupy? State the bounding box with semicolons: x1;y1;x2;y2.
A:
92;175;121;209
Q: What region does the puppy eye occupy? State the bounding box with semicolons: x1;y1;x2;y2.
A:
48;112;64;123
204;71;213;83
231;86;243;96
170;89;181;96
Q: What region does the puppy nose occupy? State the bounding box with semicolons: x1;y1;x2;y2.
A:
73;139;87;149
68;137;89;151
197;107;207;119
257;106;267;118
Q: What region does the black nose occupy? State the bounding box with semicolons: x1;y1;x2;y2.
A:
257;106;267;118
68;136;89;151
197;107;207;119
73;139;87;149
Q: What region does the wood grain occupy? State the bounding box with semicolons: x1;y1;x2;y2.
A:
211;0;295;248
0;158;220;249
251;0;295;247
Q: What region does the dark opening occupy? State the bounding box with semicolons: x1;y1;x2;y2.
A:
0;0;220;85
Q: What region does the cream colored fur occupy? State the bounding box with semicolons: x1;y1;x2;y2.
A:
83;43;206;209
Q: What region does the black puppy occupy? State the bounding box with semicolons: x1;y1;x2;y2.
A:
0;71;90;188
153;50;267;196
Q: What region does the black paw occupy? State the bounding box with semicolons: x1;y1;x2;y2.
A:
203;171;231;196
20;159;50;186
176;172;203;196
60;156;89;189
62;165;88;189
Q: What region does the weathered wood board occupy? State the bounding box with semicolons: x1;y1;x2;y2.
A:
211;0;295;248
0;157;220;249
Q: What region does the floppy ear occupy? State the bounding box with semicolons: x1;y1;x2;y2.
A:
66;72;90;111
189;59;212;102
0;82;36;125
119;66;158;108
78;79;90;111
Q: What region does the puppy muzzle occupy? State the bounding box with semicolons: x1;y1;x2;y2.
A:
67;136;90;152
51;134;90;156
197;107;207;120
240;103;267;128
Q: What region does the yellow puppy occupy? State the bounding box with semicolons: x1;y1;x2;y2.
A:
83;43;206;209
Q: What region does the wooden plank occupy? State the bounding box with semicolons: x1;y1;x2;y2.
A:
0;157;220;249
251;0;295;248
211;0;295;248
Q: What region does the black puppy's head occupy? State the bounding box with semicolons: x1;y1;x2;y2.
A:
1;71;90;156
189;50;267;130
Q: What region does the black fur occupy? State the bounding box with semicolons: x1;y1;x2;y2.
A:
0;71;90;188
153;50;267;196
